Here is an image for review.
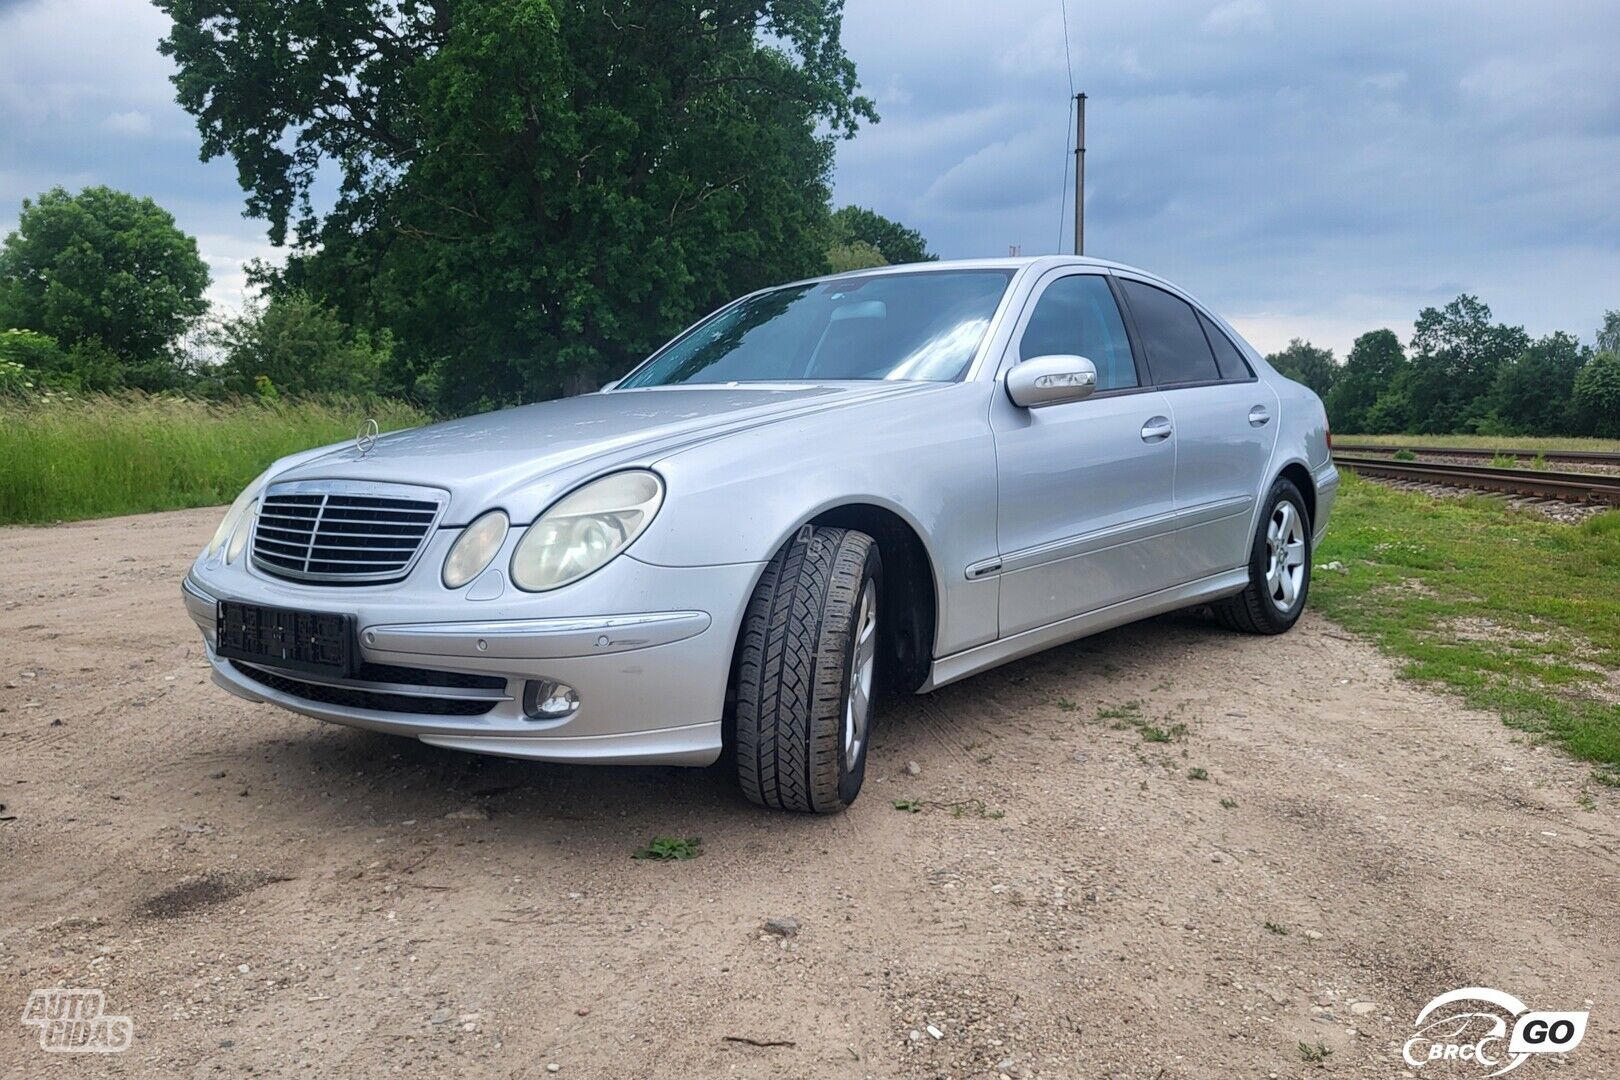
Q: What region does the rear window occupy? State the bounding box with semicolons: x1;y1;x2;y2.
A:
1118;279;1220;386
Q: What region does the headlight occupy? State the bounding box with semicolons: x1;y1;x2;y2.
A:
442;510;510;588
207;470;271;559
510;470;664;592
225;500;257;564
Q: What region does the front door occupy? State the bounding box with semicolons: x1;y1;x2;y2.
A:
991;270;1179;637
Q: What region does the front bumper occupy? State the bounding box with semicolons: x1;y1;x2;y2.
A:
182;551;760;766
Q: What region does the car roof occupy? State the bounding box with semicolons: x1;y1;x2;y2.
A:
786;254;1172;290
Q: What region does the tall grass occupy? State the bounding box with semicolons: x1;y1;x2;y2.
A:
1337;433;1620;452
0;393;431;525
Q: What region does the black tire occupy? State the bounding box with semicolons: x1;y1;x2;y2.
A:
1214;477;1311;635
734;526;881;813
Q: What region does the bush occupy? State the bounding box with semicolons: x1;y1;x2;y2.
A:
213;292;390;397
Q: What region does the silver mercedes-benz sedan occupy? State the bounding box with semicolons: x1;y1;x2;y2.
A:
182;256;1336;813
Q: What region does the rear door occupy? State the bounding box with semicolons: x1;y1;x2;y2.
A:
990;269;1178;636
1114;276;1278;581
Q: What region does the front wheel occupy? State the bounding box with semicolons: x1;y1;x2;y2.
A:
733;527;881;813
1214;477;1311;635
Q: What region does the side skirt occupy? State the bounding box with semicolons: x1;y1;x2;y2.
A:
921;568;1249;692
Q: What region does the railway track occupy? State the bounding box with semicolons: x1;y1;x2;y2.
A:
1333;442;1620;465
1333;453;1620;505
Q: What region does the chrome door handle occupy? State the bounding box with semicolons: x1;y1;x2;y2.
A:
1248;405;1271;427
1140;416;1173;442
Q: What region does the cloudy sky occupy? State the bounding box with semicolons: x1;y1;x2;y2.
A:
3;0;1619;356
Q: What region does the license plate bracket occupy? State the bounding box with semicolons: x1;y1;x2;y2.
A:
216;601;357;677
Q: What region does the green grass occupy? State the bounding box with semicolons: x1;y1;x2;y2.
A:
1314;475;1620;777
0;393;430;525
1337;433;1620;453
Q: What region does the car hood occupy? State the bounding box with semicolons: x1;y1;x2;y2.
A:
271;382;935;524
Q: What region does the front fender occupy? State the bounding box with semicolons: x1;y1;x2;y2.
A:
632;381;1001;655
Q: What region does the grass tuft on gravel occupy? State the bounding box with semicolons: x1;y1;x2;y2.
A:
1313;474;1620;778
632;836;702;861
0;393;430;525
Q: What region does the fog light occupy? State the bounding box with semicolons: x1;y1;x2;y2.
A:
522;679;580;721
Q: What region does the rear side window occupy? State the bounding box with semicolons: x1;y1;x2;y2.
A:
1198;312;1254;380
1118;279;1220;386
1018;274;1138;391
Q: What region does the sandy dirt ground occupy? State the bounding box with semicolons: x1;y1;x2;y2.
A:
2;507;1617;1079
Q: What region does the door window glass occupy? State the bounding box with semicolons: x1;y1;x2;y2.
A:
1017;275;1138;390
1118;280;1221;386
1198;312;1254;380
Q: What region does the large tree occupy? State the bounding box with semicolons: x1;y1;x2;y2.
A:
1403;294;1528;434
1324;329;1405;434
1483;331;1588;435
158;0;875;409
0;186;209;372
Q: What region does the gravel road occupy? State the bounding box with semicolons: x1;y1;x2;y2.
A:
2;508;1616;1078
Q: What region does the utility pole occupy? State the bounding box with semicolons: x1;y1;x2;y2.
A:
1074;92;1086;256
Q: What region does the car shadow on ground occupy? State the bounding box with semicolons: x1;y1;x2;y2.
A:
226;610;1223;841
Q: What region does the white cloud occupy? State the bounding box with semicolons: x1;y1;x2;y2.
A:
102;110;152;136
1202;0;1273;35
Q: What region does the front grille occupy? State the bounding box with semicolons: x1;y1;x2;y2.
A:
252;480;447;584
230;661;502;717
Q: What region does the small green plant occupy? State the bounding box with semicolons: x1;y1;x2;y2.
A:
946;799;1004;819
891;798;923;813
1392;448;1417;461
1139;722;1187;744
1264;920;1289;935
1219;797;1239;810
1056;697;1079;712
1530;452;1549;471
1186;767;1209;781
1298;1041;1332;1065
1096;701;1141;721
633;836;702;860
1490;452;1517;469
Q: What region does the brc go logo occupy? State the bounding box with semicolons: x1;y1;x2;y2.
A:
20;988;134;1053
1403;987;1587;1076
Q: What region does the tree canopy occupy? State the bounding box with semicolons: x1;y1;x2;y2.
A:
0;186;209;379
1265;339;1337;399
157;0;880;410
1324;329;1405;435
828;205;933;265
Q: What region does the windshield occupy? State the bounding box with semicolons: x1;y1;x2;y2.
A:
620;270;1014;387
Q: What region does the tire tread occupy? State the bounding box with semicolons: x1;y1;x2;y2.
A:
735;527;875;813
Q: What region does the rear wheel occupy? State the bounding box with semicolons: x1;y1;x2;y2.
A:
1214;477;1311;635
734;526;880;813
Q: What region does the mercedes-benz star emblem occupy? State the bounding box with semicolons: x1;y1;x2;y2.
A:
356;418;379;456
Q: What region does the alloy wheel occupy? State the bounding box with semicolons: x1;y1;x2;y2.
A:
843;579;878;767
1265;501;1307;613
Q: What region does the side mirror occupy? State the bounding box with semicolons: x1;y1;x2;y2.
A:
1006;355;1098;408
599;379;620;393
